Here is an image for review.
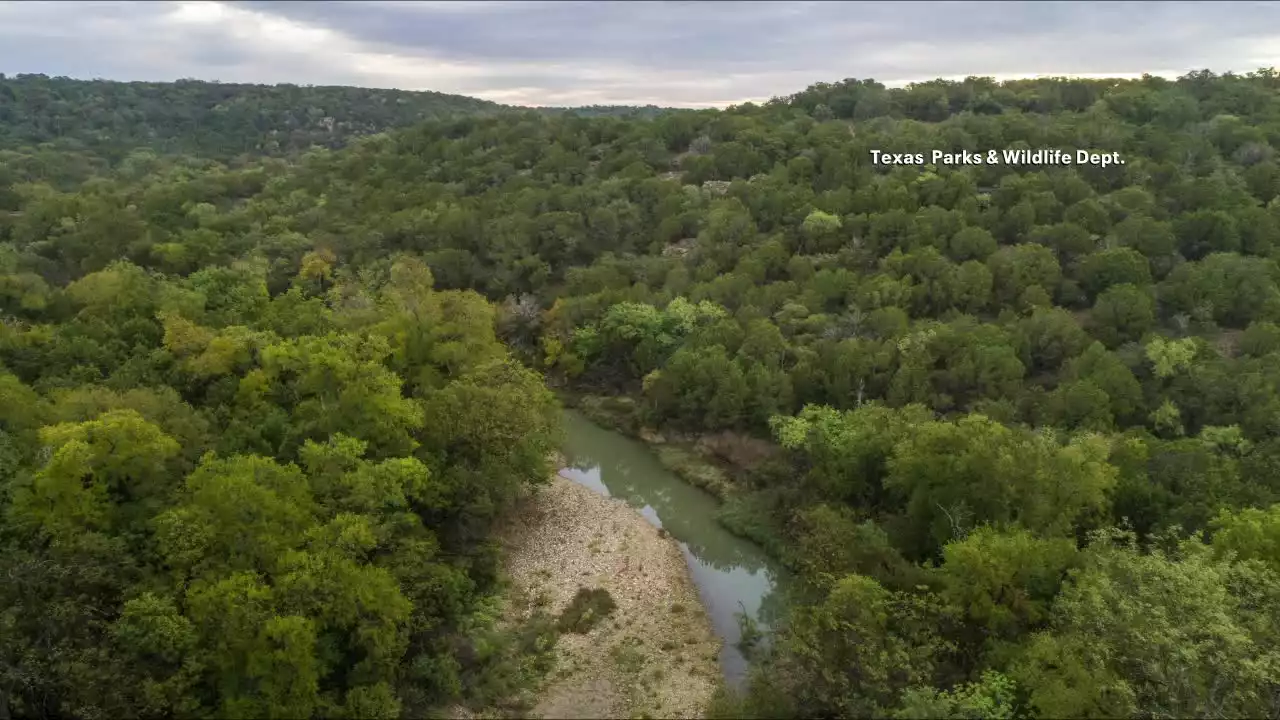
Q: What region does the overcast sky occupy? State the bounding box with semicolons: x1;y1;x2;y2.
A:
1;1;1277;107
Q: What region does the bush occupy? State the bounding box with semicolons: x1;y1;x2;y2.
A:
456;606;561;713
556;587;618;633
716;489;790;560
656;445;733;498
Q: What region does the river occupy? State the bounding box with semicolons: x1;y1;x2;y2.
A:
558;409;790;687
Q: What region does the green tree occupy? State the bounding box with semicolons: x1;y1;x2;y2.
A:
987;244;1061;309
1077;247;1152;299
949;226;998;263
885;414;1116;557
771;574;952;717
1011;535;1280;719
12;409;181;541
1090;283;1155;347
1211;504;1280;571
937;527;1078;663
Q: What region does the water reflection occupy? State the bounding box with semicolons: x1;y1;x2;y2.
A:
560;410;790;686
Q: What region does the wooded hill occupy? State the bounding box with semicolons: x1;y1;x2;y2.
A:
3;69;1280;718
0;75;679;165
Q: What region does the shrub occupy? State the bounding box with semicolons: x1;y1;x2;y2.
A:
557;587;618;633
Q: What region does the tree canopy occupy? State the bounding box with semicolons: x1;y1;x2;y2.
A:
6;67;1280;718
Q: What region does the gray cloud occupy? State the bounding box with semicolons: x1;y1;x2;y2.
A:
1;1;1277;107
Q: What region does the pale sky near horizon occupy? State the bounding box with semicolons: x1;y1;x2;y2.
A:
1;1;1277;108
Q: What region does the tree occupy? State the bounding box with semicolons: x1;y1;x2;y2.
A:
949;226;998;263
1077;247;1152;299
1065;342;1144;425
1145;336;1198;379
0;370;41;437
1090;283;1154;347
154;454;317;580
1011;535;1280;719
1240;320;1280;357
987;244;1061;309
1063;198;1111;236
771;403;934;507
801;209;843;252
894;672;1020;719
789;504;922;590
182;572;323;718
1160;253;1280;328
1211;504;1280;571
1109;216;1177;276
11;409;181;541
1029;222;1096;263
770;574;951;717
1015;307;1090;374
953;261;993;314
885;414;1116;558
110;593;203;716
420;357;561;510
937;527;1078;663
1175;209;1240;260
249;333;425;460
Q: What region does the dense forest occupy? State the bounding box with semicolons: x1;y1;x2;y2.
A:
4;69;1280;717
0;75;514;162
0;75;676;176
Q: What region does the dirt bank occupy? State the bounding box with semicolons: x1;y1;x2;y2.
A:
498;473;722;719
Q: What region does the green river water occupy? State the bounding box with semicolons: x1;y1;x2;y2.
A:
558;409;790;687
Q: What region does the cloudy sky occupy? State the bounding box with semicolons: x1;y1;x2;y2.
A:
1;1;1277;107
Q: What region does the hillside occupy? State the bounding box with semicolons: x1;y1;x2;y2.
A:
4;69;1280;718
538;104;680;120
0;74;509;161
0;75;685;168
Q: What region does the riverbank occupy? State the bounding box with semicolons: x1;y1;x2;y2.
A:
497;472;723;719
560;391;776;500
561;392;793;561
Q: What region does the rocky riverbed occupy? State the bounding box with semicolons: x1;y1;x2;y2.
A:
498;472;722;719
